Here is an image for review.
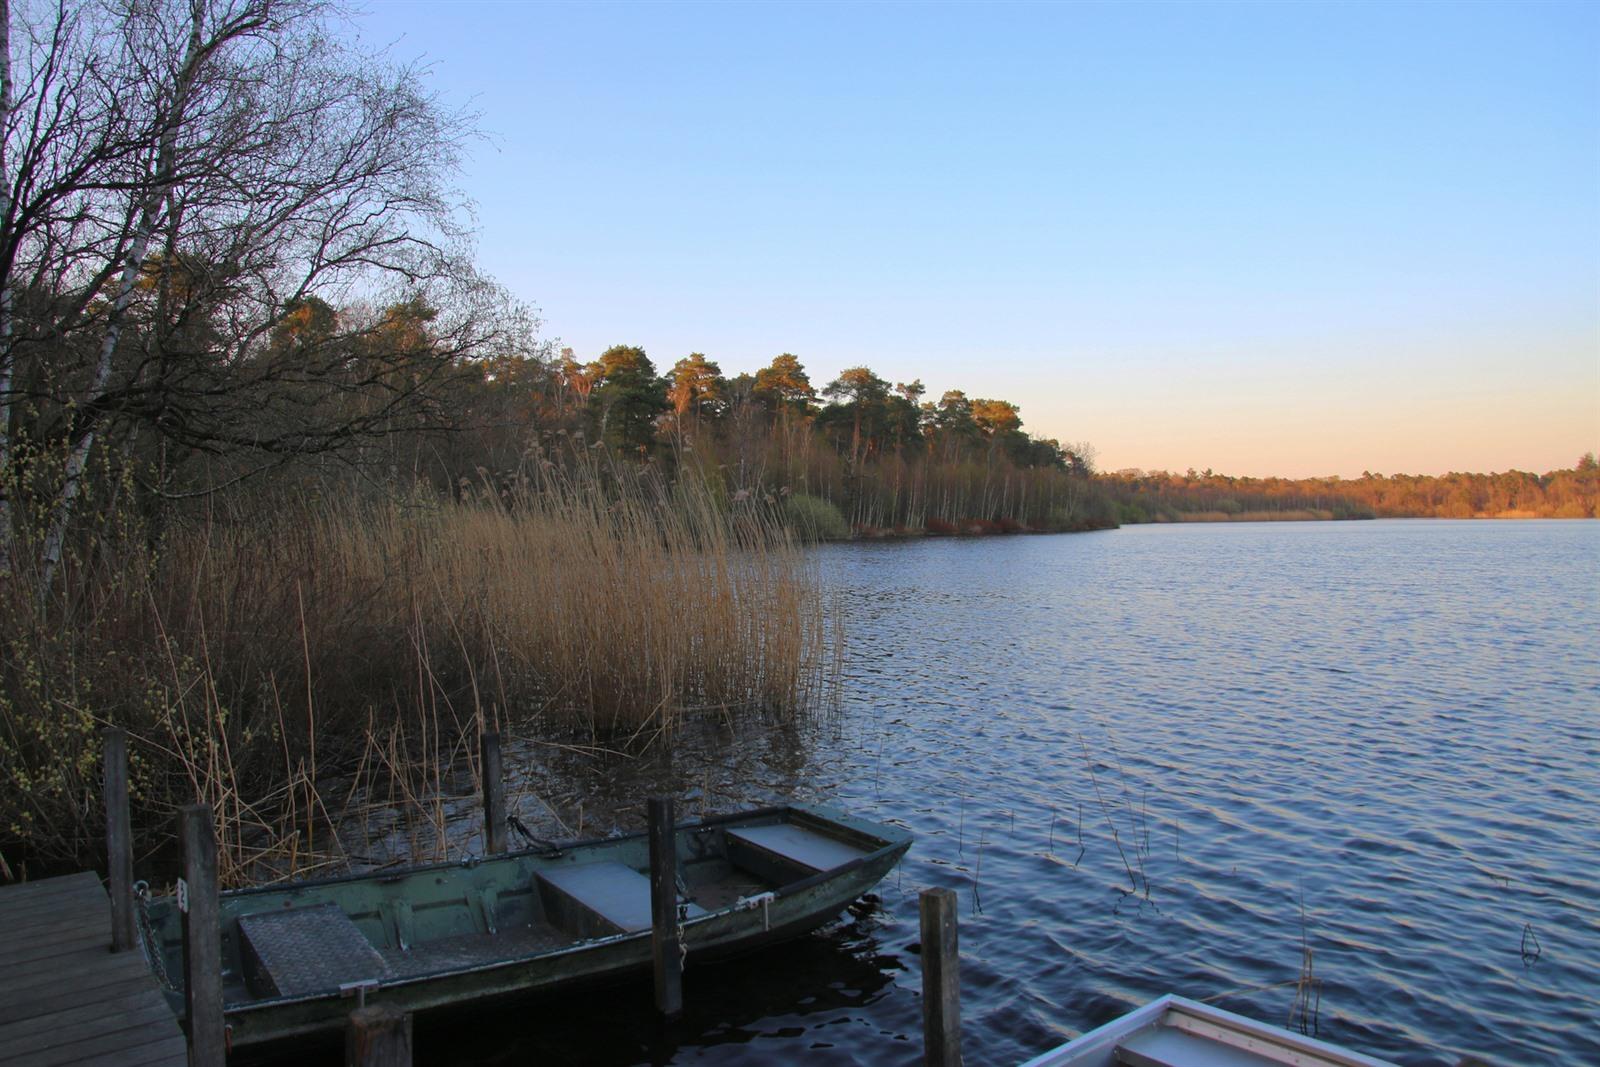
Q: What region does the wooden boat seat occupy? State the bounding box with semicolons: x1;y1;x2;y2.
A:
1114;1025;1289;1067
724;823;868;873
536;861;707;936
237;902;388;998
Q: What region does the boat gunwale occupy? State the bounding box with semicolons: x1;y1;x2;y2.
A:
214;802;905;900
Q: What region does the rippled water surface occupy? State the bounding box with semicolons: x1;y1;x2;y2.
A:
425;520;1599;1066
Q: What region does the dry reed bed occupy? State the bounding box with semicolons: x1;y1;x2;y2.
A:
0;473;835;885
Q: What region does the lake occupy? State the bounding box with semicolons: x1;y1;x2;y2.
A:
425;519;1600;1065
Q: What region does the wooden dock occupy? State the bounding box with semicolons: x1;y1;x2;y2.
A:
0;870;187;1066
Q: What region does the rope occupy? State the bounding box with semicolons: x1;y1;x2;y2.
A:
506;814;564;857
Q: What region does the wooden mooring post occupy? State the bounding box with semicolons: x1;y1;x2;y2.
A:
104;727;135;952
181;803;226;1067
920;886;962;1066
480;730;506;855
648;796;683;1018
346;1004;413;1066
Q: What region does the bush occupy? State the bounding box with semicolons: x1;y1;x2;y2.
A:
783;493;849;541
1117;500;1151;524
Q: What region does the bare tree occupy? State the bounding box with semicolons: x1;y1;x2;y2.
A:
0;0;522;587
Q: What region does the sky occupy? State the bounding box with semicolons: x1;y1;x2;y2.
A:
354;0;1599;479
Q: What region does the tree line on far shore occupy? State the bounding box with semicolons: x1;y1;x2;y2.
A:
434;345;1113;537
1100;457;1599;523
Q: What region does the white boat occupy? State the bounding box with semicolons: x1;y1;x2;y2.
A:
1019;994;1400;1067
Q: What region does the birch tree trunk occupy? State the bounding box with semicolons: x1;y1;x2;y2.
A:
0;0;14;574
36;0;209;594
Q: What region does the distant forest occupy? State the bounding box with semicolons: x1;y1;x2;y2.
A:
1100;458;1599;523
437;346;1115;535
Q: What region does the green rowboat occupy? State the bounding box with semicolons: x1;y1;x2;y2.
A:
138;803;912;1048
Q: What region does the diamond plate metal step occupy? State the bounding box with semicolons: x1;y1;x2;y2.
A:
237;903;388;998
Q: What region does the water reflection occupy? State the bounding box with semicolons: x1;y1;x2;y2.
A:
419;901;907;1067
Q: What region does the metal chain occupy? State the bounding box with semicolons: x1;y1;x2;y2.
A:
676;900;689;970
132;880;178;991
670;849;691;968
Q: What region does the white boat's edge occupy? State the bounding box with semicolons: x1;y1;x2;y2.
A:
1018;995;1176;1067
1018;993;1402;1067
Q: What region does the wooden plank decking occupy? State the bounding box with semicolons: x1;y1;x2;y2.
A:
0;871;187;1066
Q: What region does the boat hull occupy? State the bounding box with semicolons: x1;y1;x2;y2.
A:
227;844;898;1046
143;803;910;1048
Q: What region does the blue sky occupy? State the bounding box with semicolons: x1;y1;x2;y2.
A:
356;0;1598;478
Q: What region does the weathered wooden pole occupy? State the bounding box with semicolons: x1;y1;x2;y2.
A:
647;796;682;1018
180;803;226;1067
920;886;962;1066
104;727;135;952
480;730;505;855
346;1004;413;1067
